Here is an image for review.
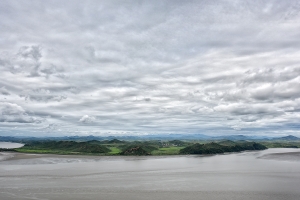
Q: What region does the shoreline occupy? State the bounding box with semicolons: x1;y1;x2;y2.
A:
0;149;260;161
1;148;300;163
0;151;199;162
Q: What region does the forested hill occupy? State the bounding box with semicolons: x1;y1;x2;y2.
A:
1;139;270;156
180;142;267;155
18;141;110;154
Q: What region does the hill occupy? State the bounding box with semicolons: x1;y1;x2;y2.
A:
17;141;110;154
180;142;267;155
119;143;158;155
276;135;300;141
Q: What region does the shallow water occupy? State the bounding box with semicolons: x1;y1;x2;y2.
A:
0;148;300;200
0;142;24;149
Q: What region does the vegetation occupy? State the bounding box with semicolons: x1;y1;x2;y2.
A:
152;146;185;155
119;143;158;155
0;138;275;156
260;141;300;148
180;141;267;155
107;146;122;155
16;141;110;155
120;146;151;155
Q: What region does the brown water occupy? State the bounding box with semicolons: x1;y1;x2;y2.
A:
0;148;300;200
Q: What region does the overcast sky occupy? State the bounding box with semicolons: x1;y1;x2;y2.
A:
1;0;300;137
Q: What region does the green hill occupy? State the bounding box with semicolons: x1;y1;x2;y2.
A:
119;144;158;155
17;141;110;154
107;139;124;144
217;140;238;146
180;141;267;155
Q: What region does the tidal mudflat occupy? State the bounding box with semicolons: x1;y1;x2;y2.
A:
1;148;300;200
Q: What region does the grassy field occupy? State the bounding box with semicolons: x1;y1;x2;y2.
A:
107;146;122;155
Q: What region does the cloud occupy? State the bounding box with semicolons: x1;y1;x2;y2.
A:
0;102;25;115
214;103;282;116
250;80;300;100
0;0;300;136
0;102;42;123
79;115;95;124
0;87;10;96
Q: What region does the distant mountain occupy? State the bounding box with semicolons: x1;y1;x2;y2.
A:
0;136;18;142
1;134;299;142
213;135;249;141
131;133;211;140
275;135;300;141
0;136;41;142
211;135;272;141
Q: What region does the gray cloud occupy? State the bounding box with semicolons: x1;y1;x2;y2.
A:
0;102;42;123
1;0;300;136
79;115;95;124
0;87;10;96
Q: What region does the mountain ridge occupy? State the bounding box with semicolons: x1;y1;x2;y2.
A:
1;134;299;142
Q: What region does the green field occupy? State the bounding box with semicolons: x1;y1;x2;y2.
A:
107;147;122;155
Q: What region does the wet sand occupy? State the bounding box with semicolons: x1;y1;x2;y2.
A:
259;151;300;162
0;152;44;161
1;148;300;200
0;152;191;164
1;152;96;161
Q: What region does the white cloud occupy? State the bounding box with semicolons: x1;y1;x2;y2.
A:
79;115;95;124
0;102;25;115
0;0;300;136
0;102;42;123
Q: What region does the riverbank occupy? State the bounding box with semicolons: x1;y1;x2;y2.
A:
1;148;300;164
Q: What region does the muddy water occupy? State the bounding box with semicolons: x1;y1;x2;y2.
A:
0;148;300;200
0;142;24;149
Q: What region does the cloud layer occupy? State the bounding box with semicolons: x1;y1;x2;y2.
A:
1;0;300;136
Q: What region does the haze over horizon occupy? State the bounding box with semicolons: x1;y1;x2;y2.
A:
1;0;300;137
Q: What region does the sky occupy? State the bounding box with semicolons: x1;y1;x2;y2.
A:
1;0;300;137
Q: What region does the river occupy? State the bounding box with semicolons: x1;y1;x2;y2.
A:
0;142;24;149
0;148;300;200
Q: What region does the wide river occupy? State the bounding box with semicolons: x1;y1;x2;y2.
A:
0;148;300;200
